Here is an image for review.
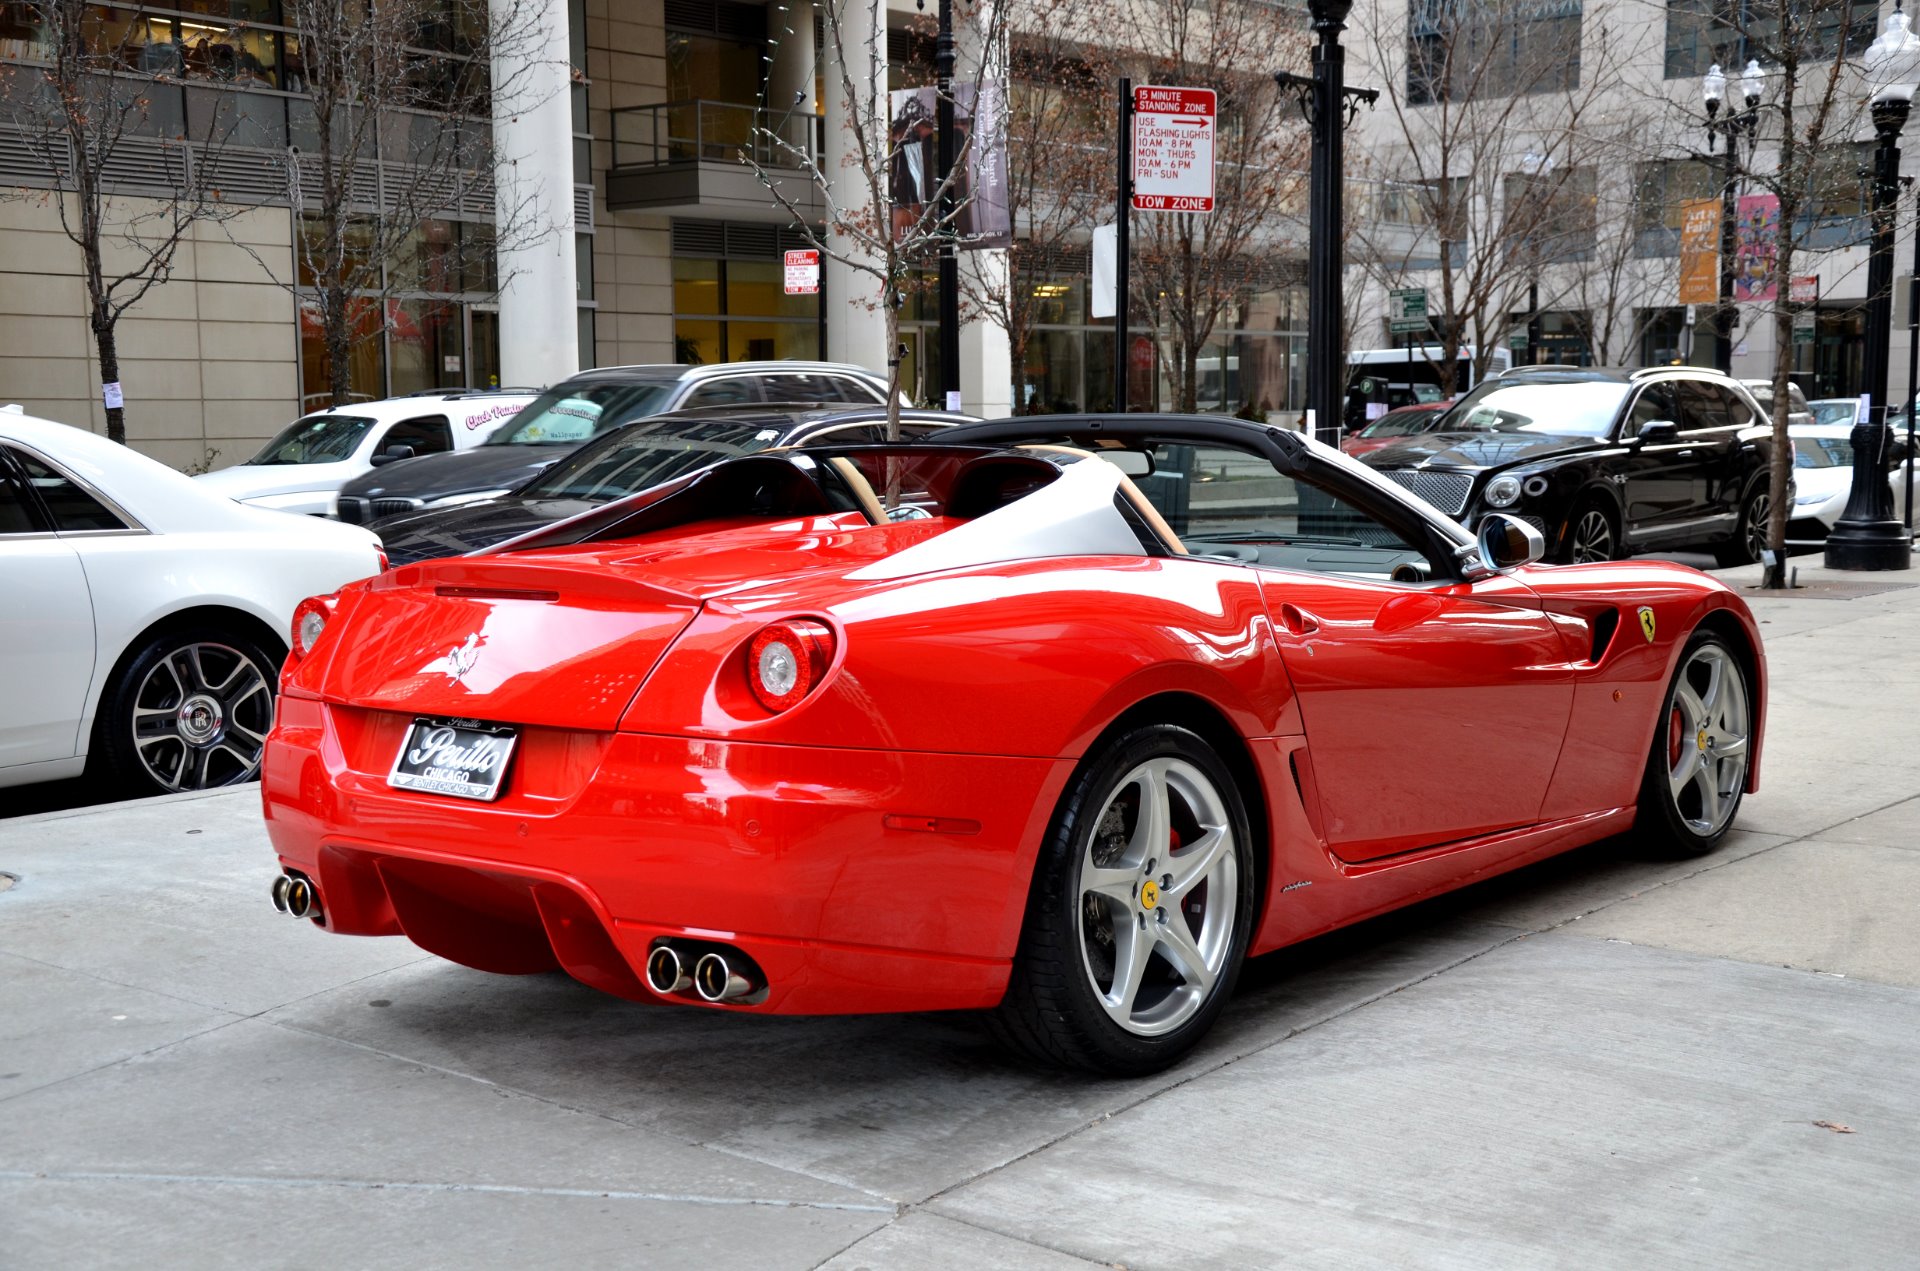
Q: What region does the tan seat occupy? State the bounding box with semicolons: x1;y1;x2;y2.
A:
825;456;888;524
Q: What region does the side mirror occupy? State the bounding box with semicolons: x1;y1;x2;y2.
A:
1476;512;1546;573
1636;419;1681;445
370;443;415;467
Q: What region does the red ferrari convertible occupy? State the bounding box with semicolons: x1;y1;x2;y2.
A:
263;415;1766;1074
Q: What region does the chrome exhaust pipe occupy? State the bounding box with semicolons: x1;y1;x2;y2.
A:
270;874;292;913
693;951;756;1003
646;944;691;995
284;875;321;921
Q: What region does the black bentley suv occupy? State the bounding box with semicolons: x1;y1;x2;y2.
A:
1357;366;1777;566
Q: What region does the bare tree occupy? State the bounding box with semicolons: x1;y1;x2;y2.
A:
750;0;1011;438
959;5;1112;413
0;1;251;443
1119;0;1309;413
1349;0;1644;394
1659;0;1883;584
261;0;547;408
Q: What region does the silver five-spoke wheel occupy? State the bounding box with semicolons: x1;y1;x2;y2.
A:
1662;641;1750;838
129;641;274;792
1077;756;1239;1038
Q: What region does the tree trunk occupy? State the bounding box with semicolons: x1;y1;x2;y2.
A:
327;286;353;408
92;309;125;445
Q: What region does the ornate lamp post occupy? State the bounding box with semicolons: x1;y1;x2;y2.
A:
1275;0;1376;446
1700;59;1763;375
1827;4;1919;570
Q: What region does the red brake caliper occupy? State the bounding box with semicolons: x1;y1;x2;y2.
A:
1667;706;1684;768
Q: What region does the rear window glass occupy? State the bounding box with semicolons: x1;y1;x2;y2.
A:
15;451;126;531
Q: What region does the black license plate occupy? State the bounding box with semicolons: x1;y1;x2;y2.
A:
388;717;518;801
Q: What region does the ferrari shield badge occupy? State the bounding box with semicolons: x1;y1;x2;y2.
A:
1637;607;1657;643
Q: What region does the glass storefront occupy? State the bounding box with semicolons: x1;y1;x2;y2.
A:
672;251;823;366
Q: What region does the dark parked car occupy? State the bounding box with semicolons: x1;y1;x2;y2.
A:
1358;366;1777;566
334;361;892;525
369;405;972;566
1341;401;1453;458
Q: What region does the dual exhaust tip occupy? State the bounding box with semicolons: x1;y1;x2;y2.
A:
645;941;762;1003
269;873;321;921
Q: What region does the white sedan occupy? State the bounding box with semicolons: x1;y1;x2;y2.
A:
1;410;385;795
1787;423;1915;538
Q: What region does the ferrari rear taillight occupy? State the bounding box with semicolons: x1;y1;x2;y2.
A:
746;620;834;712
290;594;338;662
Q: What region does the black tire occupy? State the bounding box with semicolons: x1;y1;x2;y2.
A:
1555;496;1621;564
1635;630;1751;856
1713;481;1770;568
89;625;279;797
990;724;1256;1076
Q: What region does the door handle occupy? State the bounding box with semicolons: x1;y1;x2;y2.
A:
1280;602;1320;635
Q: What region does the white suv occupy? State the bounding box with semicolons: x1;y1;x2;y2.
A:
193;389;539;516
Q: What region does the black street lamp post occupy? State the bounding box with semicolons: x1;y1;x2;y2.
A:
1276;0;1375;447
1700;61;1762;375
1827;8;1918;571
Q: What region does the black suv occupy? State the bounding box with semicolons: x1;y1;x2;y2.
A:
1358;366;1776;566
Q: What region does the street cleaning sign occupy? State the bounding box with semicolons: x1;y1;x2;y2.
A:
1388;288;1429;334
1132;86;1215;212
783;249;820;295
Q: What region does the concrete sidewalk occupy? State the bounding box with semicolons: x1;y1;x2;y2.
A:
4;562;1919;1270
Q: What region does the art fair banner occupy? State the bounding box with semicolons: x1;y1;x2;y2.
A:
1677;199;1721;307
1732;193;1780;303
886;82;1012;250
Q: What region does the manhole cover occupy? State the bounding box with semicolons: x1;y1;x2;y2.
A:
1747;581;1920;600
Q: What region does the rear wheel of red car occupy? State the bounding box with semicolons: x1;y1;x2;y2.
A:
992;724;1255;1075
1636;630;1751;856
90;626;279;797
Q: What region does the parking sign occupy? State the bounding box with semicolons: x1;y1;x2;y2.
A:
1132;86;1215;213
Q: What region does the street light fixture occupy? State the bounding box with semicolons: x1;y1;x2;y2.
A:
1699;60;1764;375
1274;0;1377;446
1828;2;1919;569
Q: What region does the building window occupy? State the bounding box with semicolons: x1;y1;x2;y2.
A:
1409;0;1583;105
1633;158;1717;256
670;220;823;365
1665;0;1875;80
1504;166;1596;263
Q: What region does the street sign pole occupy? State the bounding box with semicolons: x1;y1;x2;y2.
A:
1114;77;1132;413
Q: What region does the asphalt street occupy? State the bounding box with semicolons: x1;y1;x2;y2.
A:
3;559;1918;1270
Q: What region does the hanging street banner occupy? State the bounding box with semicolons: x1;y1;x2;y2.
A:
886;82;1013;249
1678;198;1721;307
1388;288;1429;334
1732;193;1781;303
1790;275;1820;306
783;249;820;295
1132;85;1216;212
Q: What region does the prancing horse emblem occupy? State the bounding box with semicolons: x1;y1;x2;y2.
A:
1637;607;1657;643
444;633;481;683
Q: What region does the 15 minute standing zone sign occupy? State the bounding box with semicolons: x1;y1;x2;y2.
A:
1132;85;1216;213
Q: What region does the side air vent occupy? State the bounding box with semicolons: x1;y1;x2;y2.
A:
1588;608;1621;664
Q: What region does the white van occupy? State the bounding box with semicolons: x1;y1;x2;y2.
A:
194;389;538;516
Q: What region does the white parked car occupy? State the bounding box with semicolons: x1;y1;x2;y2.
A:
1786;422;1915;538
1;410;385;795
193;389;538;517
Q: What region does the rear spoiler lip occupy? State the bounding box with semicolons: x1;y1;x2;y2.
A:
372;555;703;610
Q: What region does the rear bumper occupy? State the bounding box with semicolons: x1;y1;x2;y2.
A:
262;696;1073;1014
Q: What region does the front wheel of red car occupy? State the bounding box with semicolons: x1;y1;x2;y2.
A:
1636;630;1752;856
992;724;1255;1076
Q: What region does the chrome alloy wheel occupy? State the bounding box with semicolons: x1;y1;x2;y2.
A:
1743;489;1771;562
1664;643;1751;837
130;641;274;791
1569;507;1615;563
1077;757;1239;1037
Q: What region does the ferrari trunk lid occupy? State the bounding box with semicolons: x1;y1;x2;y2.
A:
317;556;703;731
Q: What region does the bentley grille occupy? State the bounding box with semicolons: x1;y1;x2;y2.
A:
1378;469;1474;517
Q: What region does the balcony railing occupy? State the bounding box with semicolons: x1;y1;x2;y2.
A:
609;100;823;172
